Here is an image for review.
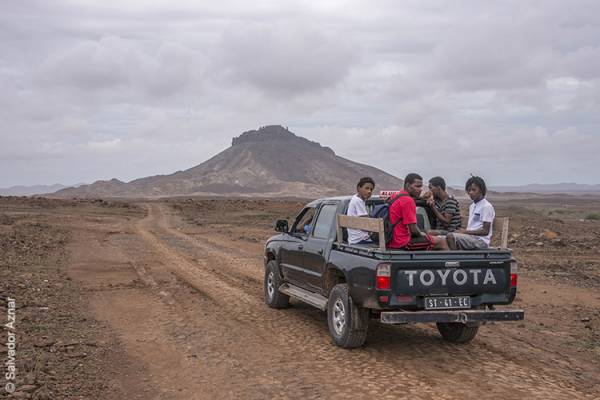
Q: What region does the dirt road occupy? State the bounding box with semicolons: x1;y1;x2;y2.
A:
2;197;599;399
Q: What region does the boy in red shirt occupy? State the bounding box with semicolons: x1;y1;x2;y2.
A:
387;173;448;250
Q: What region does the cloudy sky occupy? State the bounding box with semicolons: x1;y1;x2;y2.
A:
2;0;600;187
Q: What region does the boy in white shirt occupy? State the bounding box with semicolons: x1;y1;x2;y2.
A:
347;177;375;245
447;176;495;250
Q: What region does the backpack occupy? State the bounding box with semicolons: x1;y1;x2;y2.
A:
369;193;407;243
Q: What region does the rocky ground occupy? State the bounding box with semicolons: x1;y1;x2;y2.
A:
0;195;599;399
0;198;146;399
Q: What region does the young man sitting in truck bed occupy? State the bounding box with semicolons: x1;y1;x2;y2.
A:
388;173;448;251
447;176;495;250
346;177;375;245
425;176;461;235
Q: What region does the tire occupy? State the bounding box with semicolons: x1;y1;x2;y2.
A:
327;284;369;348
436;322;479;343
264;260;289;309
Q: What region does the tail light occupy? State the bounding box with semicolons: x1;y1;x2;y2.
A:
510;260;518;287
376;263;391;290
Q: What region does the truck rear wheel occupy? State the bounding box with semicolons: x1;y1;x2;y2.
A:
264;260;289;309
436;322;479;343
327;284;369;348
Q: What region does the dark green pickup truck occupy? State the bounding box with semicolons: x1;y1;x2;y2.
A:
263;196;524;348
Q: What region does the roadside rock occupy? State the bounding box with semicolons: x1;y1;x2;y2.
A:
32;385;52;400
19;384;38;393
34;340;56;348
542;229;559;240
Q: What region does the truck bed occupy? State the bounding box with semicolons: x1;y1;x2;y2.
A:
334;242;512;260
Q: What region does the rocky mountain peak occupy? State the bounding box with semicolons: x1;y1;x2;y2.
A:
231;125;335;155
231;125;293;145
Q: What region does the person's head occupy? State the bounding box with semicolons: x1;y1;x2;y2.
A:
428;176;446;200
403;173;423;198
356;177;375;200
465;175;487;202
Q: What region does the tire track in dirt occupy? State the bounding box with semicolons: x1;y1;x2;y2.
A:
75;215;330;399
137;204;458;399
159;223;265;282
136;203;595;400
129;261;176;305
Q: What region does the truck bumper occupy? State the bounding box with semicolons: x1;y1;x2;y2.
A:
380;309;524;324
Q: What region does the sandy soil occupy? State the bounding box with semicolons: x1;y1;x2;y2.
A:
1;195;599;399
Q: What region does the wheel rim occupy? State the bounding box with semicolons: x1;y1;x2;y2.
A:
332;298;346;335
267;271;275;299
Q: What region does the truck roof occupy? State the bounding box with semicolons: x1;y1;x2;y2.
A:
306;195;389;208
306;196;352;207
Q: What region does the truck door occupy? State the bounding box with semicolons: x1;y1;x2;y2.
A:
280;206;316;287
303;203;339;292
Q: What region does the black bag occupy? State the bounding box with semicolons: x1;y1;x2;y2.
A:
369;193;407;243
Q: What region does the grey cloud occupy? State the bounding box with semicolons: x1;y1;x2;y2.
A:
426;25;553;91
214;22;356;95
418;2;600;91
1;0;600;187
35;36;202;97
304;121;600;186
562;46;600;80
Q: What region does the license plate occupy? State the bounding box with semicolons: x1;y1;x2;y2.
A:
424;296;471;310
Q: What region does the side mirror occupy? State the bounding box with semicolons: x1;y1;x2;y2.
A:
275;219;289;233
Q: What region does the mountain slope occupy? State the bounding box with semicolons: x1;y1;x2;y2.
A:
52;125;403;198
490;183;600;195
0;184;76;196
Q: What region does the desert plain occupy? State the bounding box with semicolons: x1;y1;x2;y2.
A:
1;194;599;399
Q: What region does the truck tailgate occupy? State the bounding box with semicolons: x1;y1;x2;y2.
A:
390;257;511;297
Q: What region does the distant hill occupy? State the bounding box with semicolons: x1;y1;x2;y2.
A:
0;184;71;196
491;183;600;195
51;125;404;198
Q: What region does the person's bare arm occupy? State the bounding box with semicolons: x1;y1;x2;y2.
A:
407;223;424;238
432;206;452;225
426;196;452;225
462;221;491;236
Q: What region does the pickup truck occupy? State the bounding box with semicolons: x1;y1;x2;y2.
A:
263;195;524;348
